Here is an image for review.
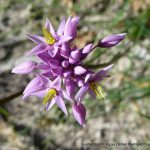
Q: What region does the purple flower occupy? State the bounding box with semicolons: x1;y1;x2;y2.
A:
75;64;113;101
98;33;126;48
26;18;73;57
23;74;50;99
72;101;86;127
24;75;68;115
12;15;126;126
12;61;37;74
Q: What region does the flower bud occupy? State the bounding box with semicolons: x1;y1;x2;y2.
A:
98;33;126;48
74;66;86;75
72;102;86;126
12;61;36;74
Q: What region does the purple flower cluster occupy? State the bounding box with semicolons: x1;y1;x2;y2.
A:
12;16;126;126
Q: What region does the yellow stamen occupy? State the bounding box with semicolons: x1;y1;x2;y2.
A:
42;26;56;45
90;82;105;99
43;89;57;104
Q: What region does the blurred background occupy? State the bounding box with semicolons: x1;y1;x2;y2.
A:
0;0;150;149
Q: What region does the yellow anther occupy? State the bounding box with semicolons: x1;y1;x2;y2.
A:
42;26;56;45
43;88;57;104
90;82;105;99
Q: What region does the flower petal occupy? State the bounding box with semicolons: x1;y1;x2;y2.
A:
94;64;113;81
26;34;45;44
55;95;68;116
75;85;89;101
51;76;61;90
62;90;72;101
32;89;48;98
57;17;66;35
45;18;57;38
27;44;50;56
46;98;56;111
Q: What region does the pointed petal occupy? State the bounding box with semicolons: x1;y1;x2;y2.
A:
64;16;72;36
51;76;61;90
27;44;50;56
46;98;56;111
45;18;56;38
26;34;45;44
55;96;68;116
62;90;73;101
56;35;72;45
75;85;89;101
12;61;36;74
57;17;66;35
94;64;113;81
